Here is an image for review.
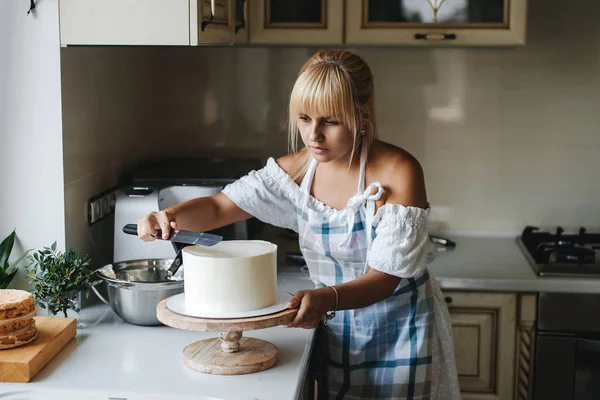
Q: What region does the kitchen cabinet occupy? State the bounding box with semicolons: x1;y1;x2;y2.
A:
59;0;191;46
59;0;527;47
248;0;343;45
59;0;247;46
345;0;527;46
445;291;518;399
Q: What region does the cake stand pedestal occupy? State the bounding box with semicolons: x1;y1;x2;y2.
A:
156;298;297;375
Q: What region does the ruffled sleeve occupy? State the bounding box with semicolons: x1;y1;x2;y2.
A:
366;205;433;278
222;158;300;232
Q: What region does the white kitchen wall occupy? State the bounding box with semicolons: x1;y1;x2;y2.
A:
0;0;64;288
61;0;600;264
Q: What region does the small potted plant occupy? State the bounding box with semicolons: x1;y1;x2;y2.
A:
0;230;30;289
25;242;100;320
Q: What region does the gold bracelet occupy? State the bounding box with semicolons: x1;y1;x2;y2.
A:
323;286;339;326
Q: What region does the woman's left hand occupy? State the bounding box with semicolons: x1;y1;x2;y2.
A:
285;289;334;329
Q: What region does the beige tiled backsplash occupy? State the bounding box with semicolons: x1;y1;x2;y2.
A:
61;0;600;258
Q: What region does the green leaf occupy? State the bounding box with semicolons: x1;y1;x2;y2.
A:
6;249;31;276
0;230;16;268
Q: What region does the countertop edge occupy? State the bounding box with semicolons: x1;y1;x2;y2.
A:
436;276;600;294
294;329;317;400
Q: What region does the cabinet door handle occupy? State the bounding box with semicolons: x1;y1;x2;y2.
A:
414;33;457;41
444;296;453;304
26;0;36;15
232;0;246;34
228;0;235;34
201;0;216;32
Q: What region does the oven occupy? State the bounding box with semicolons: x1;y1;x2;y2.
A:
534;292;600;400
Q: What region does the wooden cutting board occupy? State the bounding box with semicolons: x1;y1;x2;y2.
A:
0;316;77;382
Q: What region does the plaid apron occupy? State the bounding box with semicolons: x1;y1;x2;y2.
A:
298;151;434;400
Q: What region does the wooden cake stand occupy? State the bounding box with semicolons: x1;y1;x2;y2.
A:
156;298;297;375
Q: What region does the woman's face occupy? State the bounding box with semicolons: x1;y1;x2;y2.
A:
297;112;355;164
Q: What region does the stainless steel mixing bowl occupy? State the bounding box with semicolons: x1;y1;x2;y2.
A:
94;259;184;326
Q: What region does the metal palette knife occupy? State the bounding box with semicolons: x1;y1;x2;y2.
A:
122;224;223;246
122;224;223;278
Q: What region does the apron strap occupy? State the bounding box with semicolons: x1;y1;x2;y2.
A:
300;157;318;207
363;182;383;273
357;144;384;273
366;200;375;250
356;144;368;194
301;157;318;193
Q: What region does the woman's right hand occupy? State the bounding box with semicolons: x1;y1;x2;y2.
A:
137;210;177;242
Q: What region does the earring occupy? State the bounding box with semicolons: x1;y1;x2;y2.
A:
360;129;366;136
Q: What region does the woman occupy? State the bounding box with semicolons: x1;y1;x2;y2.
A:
137;50;460;399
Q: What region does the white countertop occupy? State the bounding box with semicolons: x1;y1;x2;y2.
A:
427;236;600;294
0;276;316;400
3;235;599;399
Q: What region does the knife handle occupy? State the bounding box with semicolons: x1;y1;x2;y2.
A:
123;223;176;245
124;223;175;243
123;224;139;236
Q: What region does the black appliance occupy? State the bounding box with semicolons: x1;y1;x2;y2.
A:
534;292;600;400
518;226;600;277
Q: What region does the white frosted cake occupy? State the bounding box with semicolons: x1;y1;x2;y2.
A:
182;240;277;315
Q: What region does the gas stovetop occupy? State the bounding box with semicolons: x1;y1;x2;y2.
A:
517;226;600;277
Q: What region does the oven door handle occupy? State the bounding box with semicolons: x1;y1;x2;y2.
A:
576;338;600;353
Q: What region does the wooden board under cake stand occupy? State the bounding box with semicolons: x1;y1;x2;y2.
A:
156;297;297;375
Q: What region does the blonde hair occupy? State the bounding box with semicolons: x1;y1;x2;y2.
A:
287;50;376;181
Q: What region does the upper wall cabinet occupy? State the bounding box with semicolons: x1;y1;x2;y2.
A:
59;0;247;46
248;0;344;45
59;0;526;47
345;0;527;46
59;0;190;46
